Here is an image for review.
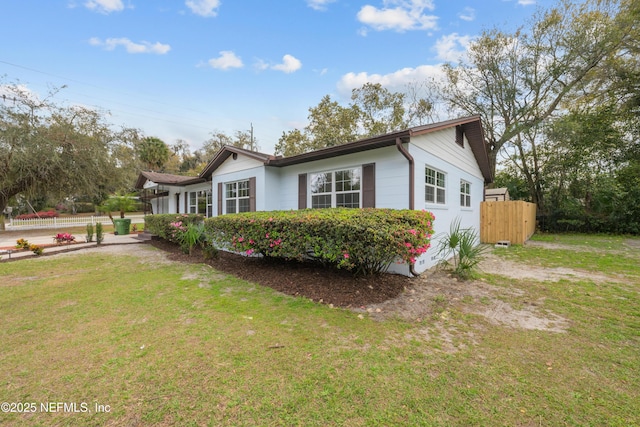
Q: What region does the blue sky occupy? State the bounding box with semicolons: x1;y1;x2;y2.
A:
1;0;554;154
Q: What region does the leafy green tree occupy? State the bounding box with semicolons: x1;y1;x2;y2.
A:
0;82;140;230
199;129;260;161
351;83;407;136
275;129;311;157
306;95;360;150
275;83;433;156
439;0;636;179
137;136;170;171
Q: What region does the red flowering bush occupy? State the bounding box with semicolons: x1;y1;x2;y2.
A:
15;210;59;220
205;208;435;276
53;233;75;244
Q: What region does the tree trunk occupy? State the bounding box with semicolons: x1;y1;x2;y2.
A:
0;196;8;231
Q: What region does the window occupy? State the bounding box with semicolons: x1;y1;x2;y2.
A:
425;167;446;204
206;191;213;217
189;191;197;214
460;180;471;207
310;168;361;208
188;191;210;215
225;180;250;214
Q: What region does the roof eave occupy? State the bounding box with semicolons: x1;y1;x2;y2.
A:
199;146;274;178
267;130;411;167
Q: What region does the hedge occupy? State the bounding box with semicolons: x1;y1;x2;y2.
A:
144;213;205;243
14;210;59;220
204;208;435;276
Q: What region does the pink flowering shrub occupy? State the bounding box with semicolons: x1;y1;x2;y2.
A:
205;208;435;276
53;233;75;244
143;213;204;243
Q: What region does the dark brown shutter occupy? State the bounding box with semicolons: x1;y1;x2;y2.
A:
456;125;464;147
362;163;376;208
298;173;307;209
249;177;256;212
217;183;223;216
184;191;188;213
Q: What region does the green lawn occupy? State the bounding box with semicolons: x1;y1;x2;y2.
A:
1;236;639;426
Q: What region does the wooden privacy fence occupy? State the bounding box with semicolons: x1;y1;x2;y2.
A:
480;201;537;245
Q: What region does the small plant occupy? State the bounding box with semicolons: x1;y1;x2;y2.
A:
201;233;219;260
30;244;43;256
53;233;76;245
96;222;104;245
101;192;138;224
131;224;138;233
86;223;94;242
435;217;488;280
15;238;30;249
173;222;205;255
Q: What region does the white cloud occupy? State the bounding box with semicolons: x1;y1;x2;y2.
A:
337;64;445;97
185;0;221;17
434;33;473;62
271;55;302;73
458;7;475;21
89;37;171;54
207;51;244;70
255;54;302;73
518;0;536;5
357;0;438;32
0;84;40;103
307;0;336;11
84;0;124;14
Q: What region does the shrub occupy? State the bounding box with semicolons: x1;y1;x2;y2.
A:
435;217;487;280
174;223;206;255
96;222;104;245
15;238;30;249
53;233;75;244
86;224;94;242
144;214;204;243
15;210;59;220
30;244;43;256
204;208;435;276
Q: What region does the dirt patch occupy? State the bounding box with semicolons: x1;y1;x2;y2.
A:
362;268;569;333
479;248;622;284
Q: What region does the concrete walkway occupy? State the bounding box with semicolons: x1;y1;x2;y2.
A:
0;231;151;261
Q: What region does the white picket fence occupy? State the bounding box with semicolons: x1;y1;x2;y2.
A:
6;214;146;230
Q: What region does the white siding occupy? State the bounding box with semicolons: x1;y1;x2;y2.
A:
274;145;409;210
215;155;264;175
411;128;483;179
211;166;266;215
393;132;485;275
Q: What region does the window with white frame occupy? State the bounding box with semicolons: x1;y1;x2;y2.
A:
425;167;446;204
189;191;197;214
188;190;210;215
460;180;471;207
225;180;250;214
310;168;361;208
206;191;213;217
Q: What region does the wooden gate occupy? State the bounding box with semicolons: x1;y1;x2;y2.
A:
480;201;537;245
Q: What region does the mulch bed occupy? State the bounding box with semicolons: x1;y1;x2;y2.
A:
148;239;414;308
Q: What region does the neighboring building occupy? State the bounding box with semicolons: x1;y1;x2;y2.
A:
484;187;510;202
135;115;493;274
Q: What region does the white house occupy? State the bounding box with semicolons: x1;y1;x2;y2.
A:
135;115;493;274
